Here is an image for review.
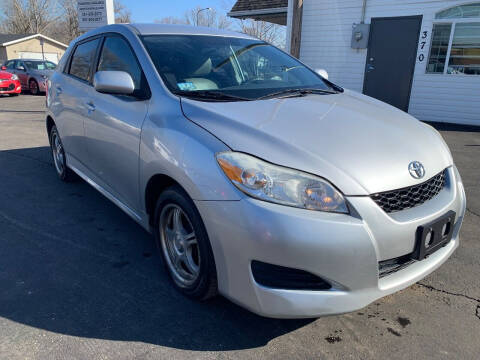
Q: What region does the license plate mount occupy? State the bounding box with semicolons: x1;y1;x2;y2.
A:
413;210;456;260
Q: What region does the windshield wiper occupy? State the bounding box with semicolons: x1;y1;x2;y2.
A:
175;90;252;102
257;88;338;100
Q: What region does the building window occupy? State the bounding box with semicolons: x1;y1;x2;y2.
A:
427;3;480;75
427;24;452;73
436;3;480;19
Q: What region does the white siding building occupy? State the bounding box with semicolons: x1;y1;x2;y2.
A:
231;0;480;125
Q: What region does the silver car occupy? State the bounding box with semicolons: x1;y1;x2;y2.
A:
3;58;56;94
46;24;466;318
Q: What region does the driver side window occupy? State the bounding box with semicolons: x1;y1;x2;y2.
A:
97;36;149;98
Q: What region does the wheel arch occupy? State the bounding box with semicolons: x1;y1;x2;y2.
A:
46;115;55;143
144;173;184;226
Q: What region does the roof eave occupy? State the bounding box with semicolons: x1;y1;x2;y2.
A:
1;34;68;48
227;7;288;18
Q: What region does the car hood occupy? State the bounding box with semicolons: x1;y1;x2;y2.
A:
180;89;453;195
0;71;13;80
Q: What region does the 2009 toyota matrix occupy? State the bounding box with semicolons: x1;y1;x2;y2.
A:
45;24;466;318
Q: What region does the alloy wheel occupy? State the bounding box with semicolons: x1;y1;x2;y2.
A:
159;204;201;287
51;130;65;175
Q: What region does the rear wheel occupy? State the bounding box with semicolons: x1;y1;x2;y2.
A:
29;79;39;95
154;185;217;300
49;125;77;182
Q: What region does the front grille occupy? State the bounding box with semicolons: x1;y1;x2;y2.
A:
251;260;331;290
0;83;14;91
371;169;447;213
378;255;416;278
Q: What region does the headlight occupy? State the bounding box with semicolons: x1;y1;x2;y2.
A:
216;152;348;213
11;74;18;80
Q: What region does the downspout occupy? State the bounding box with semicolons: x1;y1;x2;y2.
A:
360;0;367;23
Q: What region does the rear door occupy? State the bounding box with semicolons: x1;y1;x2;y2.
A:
85;34;150;211
56;37;101;166
363;16;422;112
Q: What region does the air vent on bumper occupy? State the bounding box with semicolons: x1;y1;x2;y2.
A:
251;260;331;290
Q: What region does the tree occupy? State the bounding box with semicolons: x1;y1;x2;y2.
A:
0;0;59;34
114;0;131;24
155;16;188;25
238;19;285;48
156;6;231;30
56;0;79;44
156;4;285;48
185;6;231;29
0;0;133;44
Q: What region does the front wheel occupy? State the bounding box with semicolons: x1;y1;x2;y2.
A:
154;185;218;300
49;125;77;182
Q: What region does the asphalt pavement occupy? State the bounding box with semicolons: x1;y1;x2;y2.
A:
0;94;479;359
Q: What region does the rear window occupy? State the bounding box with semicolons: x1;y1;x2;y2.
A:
69;38;100;82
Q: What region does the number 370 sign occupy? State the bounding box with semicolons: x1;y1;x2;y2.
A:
77;0;114;31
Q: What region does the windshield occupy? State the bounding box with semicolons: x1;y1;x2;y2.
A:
23;60;56;70
142;35;336;100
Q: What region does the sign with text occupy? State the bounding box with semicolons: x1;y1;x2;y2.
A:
77;0;114;31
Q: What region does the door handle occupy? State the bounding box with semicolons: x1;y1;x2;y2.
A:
55;86;62;95
86;101;96;112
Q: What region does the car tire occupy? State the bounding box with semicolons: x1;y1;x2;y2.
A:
154;185;218;300
49;125;77;182
29;79;39;95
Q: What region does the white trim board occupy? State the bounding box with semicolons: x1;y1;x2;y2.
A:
1;34;68;48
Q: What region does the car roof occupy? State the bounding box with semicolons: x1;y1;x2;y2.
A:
7;59;51;62
130;23;255;39
75;23;257;44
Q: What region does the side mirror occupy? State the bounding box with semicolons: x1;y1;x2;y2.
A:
315;69;329;80
93;71;134;95
16;65;25;71
1;66;6;70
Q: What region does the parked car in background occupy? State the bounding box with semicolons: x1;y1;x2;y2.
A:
46;24;466;318
2;59;56;95
0;69;21;96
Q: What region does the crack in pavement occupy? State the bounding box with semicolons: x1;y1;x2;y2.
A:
418;282;480;321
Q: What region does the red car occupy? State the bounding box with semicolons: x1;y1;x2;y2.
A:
0;69;22;96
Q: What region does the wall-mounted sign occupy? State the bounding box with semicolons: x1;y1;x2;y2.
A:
77;0;114;31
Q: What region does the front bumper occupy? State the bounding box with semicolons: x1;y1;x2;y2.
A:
0;80;21;94
195;166;466;318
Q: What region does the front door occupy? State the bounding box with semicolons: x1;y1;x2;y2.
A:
363;16;422;112
85;35;150;211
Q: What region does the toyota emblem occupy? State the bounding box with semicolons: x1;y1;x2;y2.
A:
408;161;425;179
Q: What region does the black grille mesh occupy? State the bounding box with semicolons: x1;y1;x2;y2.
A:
0;83;15;91
378;255;416;278
371;170;447;213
